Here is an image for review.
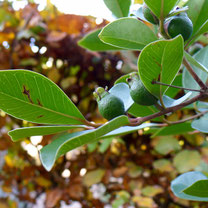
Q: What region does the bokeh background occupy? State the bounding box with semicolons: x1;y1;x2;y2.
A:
0;0;208;207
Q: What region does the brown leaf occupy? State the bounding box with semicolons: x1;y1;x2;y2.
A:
113;166;128;177
46;31;67;42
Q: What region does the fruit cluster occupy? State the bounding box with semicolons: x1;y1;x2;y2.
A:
94;4;194;121
93;73;158;120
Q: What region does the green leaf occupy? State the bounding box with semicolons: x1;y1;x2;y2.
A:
153;159;173;172
0;70;85;125
184;52;208;74
102;123;160;138
154;136;181;155
40;115;130;171
186;0;208;36
103;0;131;18
183;46;208;98
183;180;208;198
9;125;85;142
128;103;159;118
165;73;182;98
138;36;184;98
114;73;131;85
78;29;122;51
144;0;179;18
141;186;163;197
99;17;158;50
171;171;208;201
109;83;134;111
99;138;113;153
83;169;105;187
150;122;193;137
188;20;208;45
173;150;201;173
192;113;208;133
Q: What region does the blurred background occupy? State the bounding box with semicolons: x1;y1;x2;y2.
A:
0;0;208;208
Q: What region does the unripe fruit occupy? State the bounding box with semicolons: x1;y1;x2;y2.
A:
93;87;125;120
142;3;159;25
165;12;193;41
127;73;158;106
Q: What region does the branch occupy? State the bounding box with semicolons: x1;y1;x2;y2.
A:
130;92;208;126
183;58;207;90
163;110;208;125
152;80;204;92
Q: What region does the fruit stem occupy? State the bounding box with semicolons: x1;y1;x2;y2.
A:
159;19;169;39
183;58;207;90
152;80;204;92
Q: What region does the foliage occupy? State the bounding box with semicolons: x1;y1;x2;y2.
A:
1;0;208;207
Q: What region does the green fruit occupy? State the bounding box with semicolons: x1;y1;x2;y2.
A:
127;73;158;106
142;3;159;25
165;13;193;41
93;87;125;120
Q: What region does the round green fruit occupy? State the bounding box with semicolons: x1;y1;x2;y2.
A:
127;73;158;106
93;87;125;120
142;3;159;25
165;13;193;41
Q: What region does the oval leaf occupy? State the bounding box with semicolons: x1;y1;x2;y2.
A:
186;0;208;36
191;113;208;133
0;70;85;125
9;125;85;142
104;0;131;18
183;179;208;198
99;17;158;50
173;150;201;173
144;0;178;18
138;36;184;98
78;29;122;51
40;115;130;171
183;46;208;98
171;171;208;201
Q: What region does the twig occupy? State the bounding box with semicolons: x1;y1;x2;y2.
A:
163;110;208;125
152;80;204;92
183;58;207;90
129;92;208;126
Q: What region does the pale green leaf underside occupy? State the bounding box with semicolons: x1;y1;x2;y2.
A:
78;29;122;51
9;125;86;142
183;180;208;198
138;36;184;98
109;83;134;111
183;46;208;98
161;92;192;108
184;52;208;74
99;17;158;50
104;0;131;18
0;70;85;125
192;113;208;133
171;171;208;201
144;0;179;18
40;115;130;171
